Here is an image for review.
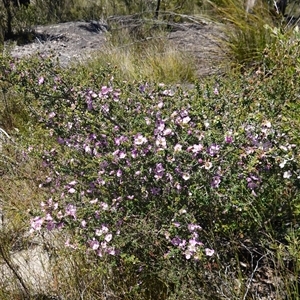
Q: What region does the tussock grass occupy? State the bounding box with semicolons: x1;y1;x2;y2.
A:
207;0;285;67
79;28;197;84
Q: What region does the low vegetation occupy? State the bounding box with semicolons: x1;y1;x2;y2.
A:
0;0;299;299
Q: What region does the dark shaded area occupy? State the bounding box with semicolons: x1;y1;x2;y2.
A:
78;21;109;33
34;32;69;43
276;0;287;15
285;15;300;25
1;0;30;40
12;0;30;7
4;31;35;45
4;30;69;46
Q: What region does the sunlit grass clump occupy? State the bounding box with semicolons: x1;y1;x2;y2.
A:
78;27;197;84
208;0;286;67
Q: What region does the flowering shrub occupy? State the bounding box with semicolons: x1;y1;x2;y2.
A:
1;51;299;298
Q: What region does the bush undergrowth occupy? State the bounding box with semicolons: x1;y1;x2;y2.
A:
0;1;300;299
1;30;300;297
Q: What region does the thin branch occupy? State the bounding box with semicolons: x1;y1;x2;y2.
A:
241;242;268;300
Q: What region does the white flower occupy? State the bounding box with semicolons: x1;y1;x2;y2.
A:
95;229;102;236
134;133;147;145
156;136;167;149
279;160;287;168
182;173;190;181
262;120;272;128
157;102;164;108
179;208;187;214
145;117;151;125
279;145;288;152
204;161;213;170
105;234;113;242
174;144;182;152
85;145;91;154
283;171;292;179
185;250;192;260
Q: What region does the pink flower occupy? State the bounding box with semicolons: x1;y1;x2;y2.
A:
182;116;191;124
154;163;165;180
65;204;77;219
100;86;113;95
107;247;116;256
225;135;233;143
163;128;172;136
38;76;44;85
211;176;221;188
45;213;53;221
119;151;126;159
68;180;77;186
89;239;100;250
65;238;77;249
95;225;109;236
48;112;56;119
47;221;55;231
188;224;202;231
68;188;76;193
192;144;203;153
134;133;147;146
205;248;215;256
30;216;44;231
131;149;138;158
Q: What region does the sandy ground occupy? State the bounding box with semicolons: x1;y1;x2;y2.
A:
6;20;225;77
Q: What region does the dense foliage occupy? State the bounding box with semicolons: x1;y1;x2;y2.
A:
0;0;300;298
1;23;300;296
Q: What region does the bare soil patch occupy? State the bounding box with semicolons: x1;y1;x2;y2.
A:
168;22;225;77
6;21;108;67
5;20;225;77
